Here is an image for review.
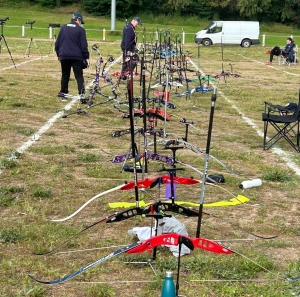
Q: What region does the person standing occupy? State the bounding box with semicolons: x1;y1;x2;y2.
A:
120;17;141;79
55;12;90;103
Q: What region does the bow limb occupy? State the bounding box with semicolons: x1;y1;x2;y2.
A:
48;184;125;222
177;139;238;175
161;175;200;185
175;160;240;198
229;248;300;282
29;242;140;285
120;178;157;190
202;212;278;240
191;238;232;254
158;201;278;239
38;206;146;255
34;214;122;256
109;201;147;209
105;207;144;223
149;139;238;176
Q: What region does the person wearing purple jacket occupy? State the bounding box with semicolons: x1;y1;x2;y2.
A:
55;12;89;103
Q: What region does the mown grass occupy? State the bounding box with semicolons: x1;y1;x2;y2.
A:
1;5;300;297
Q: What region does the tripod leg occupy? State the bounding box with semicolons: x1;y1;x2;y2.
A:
49;35;56;54
0;35;16;68
33;39;42;56
24;38;32;57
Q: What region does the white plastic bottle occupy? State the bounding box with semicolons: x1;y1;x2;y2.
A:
239;178;262;189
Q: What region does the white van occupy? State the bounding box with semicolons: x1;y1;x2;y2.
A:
194;21;260;48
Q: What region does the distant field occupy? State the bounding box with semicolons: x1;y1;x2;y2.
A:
1;6;300;45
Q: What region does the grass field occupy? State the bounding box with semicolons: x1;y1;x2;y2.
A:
1;6;300;297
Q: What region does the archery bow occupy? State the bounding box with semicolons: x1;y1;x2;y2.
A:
29;233;231;285
177;85;213;97
48;175;166;223
147;138;239;176
38;196;277;257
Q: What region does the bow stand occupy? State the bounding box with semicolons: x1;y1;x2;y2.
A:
0;17;16;68
24;21;42;57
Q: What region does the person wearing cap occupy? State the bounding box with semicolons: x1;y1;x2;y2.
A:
120;17;141;79
55;12;90;103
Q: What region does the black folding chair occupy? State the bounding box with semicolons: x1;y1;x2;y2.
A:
262;89;300;152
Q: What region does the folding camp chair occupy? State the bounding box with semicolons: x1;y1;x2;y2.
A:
293;44;298;64
278;44;297;66
278;53;290;65
262;89;300;152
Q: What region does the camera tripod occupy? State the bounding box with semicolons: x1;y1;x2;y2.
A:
24;21;42;57
48;24;60;54
49;34;56;54
25;38;42;57
0;19;16;68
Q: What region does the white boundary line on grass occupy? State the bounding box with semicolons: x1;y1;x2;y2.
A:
0;55;50;71
187;57;300;177
2;53;300;177
237;52;300;77
0;54;122;175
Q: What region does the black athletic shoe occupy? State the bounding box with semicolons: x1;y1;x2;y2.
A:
80;94;87;104
58;92;68;101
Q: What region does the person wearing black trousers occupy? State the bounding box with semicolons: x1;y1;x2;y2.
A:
55;12;90;103
120;17;141;79
266;37;295;65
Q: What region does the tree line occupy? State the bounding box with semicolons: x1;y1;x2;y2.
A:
32;0;300;28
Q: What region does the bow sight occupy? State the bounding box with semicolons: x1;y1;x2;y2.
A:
48;23;60;28
0;16;16;68
26;20;35;31
0;17;9;22
48;24;60;54
24;20;42;57
92;44;99;51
